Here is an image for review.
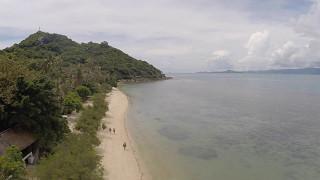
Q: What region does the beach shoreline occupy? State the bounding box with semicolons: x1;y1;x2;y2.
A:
98;87;151;180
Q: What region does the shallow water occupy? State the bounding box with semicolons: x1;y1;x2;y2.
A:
122;73;320;180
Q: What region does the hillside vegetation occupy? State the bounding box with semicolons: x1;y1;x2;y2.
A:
3;31;164;93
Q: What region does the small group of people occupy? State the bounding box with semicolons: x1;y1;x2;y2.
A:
104;125;127;151
108;127;116;134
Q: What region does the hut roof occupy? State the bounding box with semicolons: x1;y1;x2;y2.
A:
0;128;36;155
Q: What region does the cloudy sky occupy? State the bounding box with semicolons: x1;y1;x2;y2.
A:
0;0;319;72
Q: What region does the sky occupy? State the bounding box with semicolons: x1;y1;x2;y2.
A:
0;0;319;72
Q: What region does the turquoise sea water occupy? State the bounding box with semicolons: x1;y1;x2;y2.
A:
122;73;320;180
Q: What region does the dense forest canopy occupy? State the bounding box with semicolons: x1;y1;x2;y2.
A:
3;31;164;90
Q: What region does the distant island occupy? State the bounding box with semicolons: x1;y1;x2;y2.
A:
198;68;320;75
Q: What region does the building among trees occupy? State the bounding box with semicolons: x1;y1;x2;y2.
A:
0;128;38;165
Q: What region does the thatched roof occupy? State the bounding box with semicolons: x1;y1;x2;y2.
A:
0;128;36;155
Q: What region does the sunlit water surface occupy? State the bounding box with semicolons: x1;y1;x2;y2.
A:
121;73;320;180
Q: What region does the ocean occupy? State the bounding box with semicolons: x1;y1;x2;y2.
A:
121;73;320;180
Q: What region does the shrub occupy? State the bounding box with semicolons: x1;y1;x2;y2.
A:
101;123;106;130
75;93;107;143
63;92;82;114
75;85;91;100
0;146;26;180
35;134;103;180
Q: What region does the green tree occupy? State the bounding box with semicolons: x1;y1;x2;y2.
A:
0;59;68;149
75;85;91;100
9;77;69;149
0;146;26;180
35;134;103;180
0;59;36;124
63;92;82;114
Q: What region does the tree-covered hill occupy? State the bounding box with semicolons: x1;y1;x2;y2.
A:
2;31;165;94
5;31;164;78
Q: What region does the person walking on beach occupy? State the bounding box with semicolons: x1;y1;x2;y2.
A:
113;128;116;134
109;128;112;134
123;142;127;150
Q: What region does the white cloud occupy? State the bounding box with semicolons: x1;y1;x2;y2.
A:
206;50;232;71
296;0;320;39
271;41;304;67
212;50;230;57
0;0;318;72
271;40;320;68
269;0;320;69
233;0;320;71
246;30;270;56
235;30;272;70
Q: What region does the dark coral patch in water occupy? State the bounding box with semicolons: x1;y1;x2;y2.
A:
179;146;218;160
158;126;189;141
154;117;163;122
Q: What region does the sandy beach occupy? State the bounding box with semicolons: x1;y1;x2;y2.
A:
98;88;150;180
